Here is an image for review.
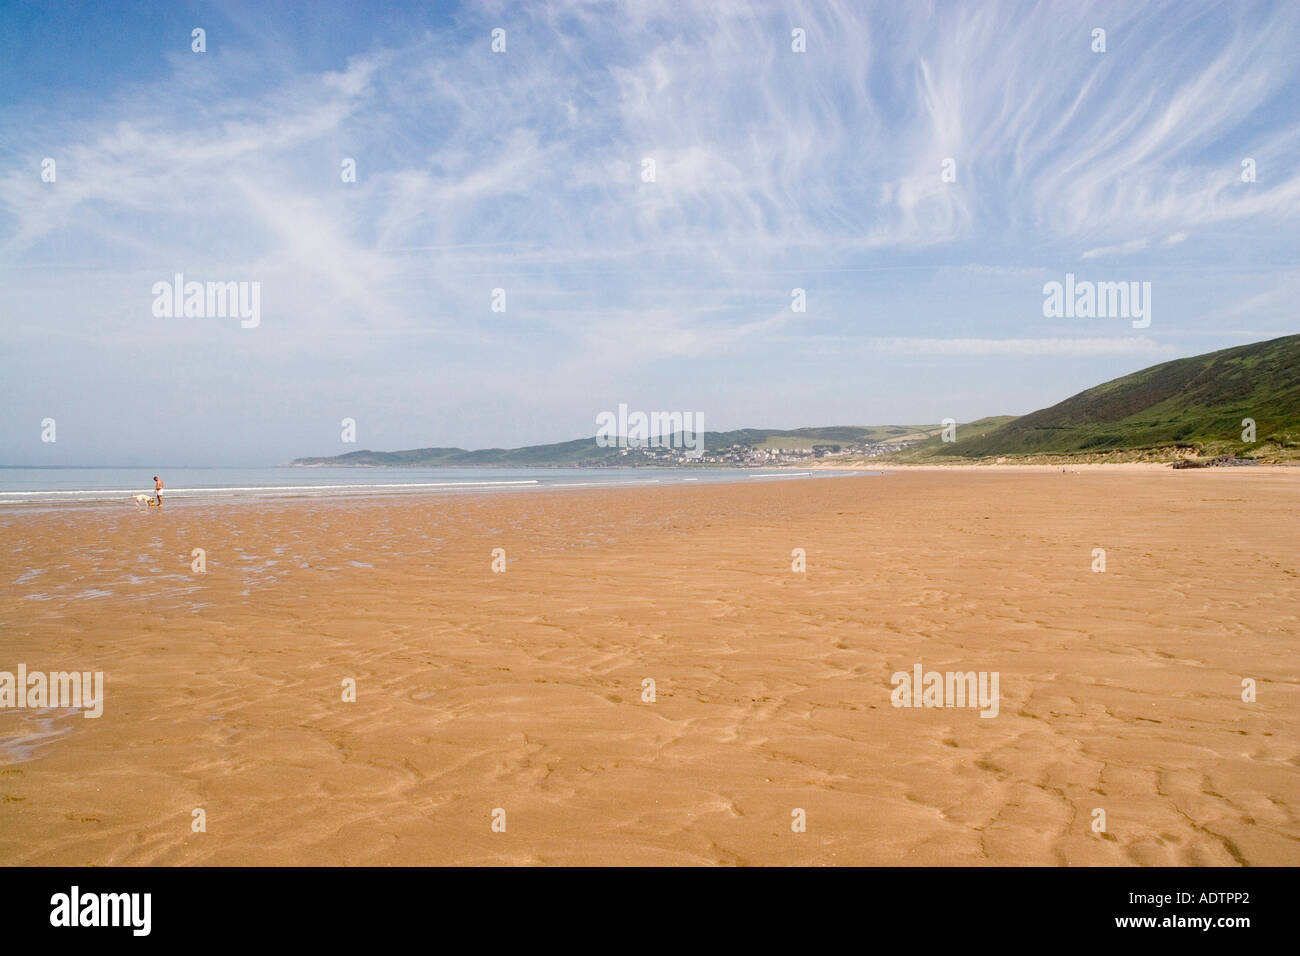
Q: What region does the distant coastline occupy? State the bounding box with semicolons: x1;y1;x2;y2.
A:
292;333;1300;469
284;424;940;469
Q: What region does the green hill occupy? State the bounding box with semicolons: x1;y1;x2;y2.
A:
897;334;1300;461
291;438;601;467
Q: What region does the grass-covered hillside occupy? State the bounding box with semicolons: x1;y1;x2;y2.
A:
894;334;1300;462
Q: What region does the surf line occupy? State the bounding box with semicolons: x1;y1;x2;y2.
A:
0;480;542;498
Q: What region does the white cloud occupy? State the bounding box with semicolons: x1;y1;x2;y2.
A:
1080;239;1149;259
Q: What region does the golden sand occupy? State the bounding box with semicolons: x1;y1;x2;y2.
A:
1;470;1297;865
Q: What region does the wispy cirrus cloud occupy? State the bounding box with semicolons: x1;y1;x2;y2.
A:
1081;239;1149;259
868;337;1178;357
0;0;1296;463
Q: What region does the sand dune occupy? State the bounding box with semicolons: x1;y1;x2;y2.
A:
1;470;1297;865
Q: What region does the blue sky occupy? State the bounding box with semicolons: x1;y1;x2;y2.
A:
2;0;1297;466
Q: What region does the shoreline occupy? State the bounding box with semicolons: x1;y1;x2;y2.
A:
0;469;872;514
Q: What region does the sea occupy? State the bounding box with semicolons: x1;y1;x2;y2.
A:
0;466;866;509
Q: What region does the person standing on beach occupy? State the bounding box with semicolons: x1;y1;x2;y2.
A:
154;475;163;508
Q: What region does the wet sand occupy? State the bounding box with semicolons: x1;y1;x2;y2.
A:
1;470;1297;865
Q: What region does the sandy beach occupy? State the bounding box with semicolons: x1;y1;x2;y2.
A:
1;470;1297;866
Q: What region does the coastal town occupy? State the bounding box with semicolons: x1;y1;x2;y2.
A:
578;438;918;467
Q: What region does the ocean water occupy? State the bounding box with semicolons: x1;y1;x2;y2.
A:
0;466;860;508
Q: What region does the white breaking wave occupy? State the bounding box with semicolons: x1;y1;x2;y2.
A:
0;480;540;498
